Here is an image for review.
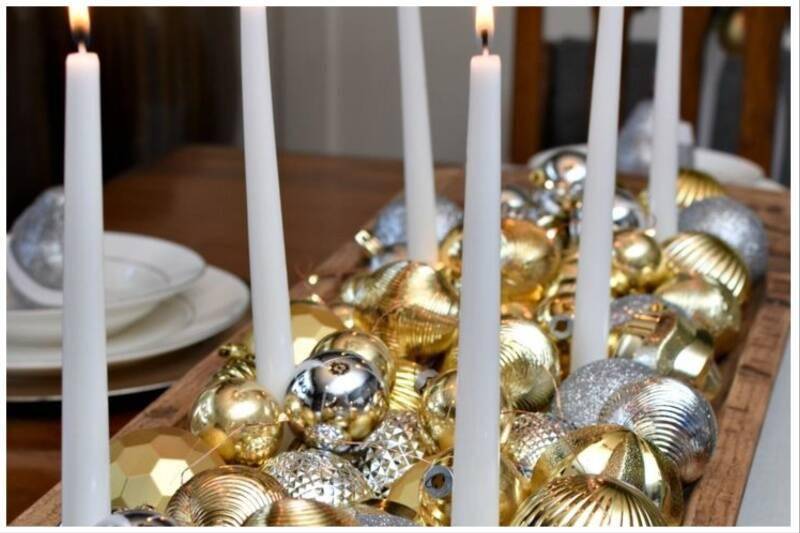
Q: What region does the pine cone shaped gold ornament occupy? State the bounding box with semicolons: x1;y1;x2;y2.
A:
340;260;459;360
243;498;358;527
311;330;396;389
500;411;575;480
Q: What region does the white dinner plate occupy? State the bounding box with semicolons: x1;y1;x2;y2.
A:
7;231;206;344
7;266;249;373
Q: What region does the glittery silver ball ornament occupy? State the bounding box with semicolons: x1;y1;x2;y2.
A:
599;376;717;483
284;350;388;453
349;501;419;527
263;450;373;507
550;359;655;427
372;195;463;249
501;411;575;479
678;196;768;281
356;410;436;497
96;507;178;527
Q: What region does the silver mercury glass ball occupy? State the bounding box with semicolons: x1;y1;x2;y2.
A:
96;507;178;527
501;411;575;479
538;149;587;203
599;375;718;483
372;194;464;249
284;350;388;453
550;359;655;428
678;196;768;281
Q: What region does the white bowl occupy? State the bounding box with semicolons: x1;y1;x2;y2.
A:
7;232;206;344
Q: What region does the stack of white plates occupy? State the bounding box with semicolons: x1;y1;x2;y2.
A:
7;232;249;401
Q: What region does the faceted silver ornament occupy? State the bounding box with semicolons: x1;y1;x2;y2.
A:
372;195;463;249
501;411;575;479
550;358;655;428
263;450;373;507
599;375;718;483
678;196;768;281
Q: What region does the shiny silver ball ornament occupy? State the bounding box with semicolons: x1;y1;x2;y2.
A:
97;507;178;527
599;375;718;483
284;350;388;453
551;359;655;428
570;189;649;244
501;185;538;221
679;196;768;281
371;194;464;249
532;149;587;204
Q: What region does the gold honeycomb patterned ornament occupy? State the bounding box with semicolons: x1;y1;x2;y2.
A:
243;498;358;527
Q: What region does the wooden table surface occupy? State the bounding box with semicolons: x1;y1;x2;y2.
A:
6;145;409;522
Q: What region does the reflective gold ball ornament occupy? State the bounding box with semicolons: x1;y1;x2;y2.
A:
189;379;283;466
243;498;358;527
311;329;395;389
110;427;225;512
611;229;667;294
419;369;458;450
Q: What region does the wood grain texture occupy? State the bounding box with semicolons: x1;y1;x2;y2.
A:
510;7;546;164
11;160;790;527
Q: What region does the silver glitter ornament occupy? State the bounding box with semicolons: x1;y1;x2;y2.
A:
349;502;419;527
356;410;436;497
550;359;655;427
263;450;373;507
599;376;717;483
371;195;463;249
501;411;575;479
678;196;768;281
97;507;178;527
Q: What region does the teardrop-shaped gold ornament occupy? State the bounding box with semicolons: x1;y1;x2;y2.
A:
243;498;358;527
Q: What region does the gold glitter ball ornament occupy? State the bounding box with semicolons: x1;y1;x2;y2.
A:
311;329;396;389
165;465;287;526
388;359;438;412
340;260;459;359
243;498;358;527
500;411;575;480
189;378;283;466
611;229;667;294
264;449;373;507
530;424;684;525
510;474;667;526
110;427;224;513
655;273;742;355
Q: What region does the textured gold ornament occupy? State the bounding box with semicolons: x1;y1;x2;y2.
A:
443;319;561;411
110;427;224;512
535;294;575;380
311;329;396;389
190;378;283;466
165;465;287;526
510;474;667;526
611;229;667;295
500;411;574;480
418;449;531;526
655;273;742;356
210;344;257;385
439;218;561;303
388;359;437;412
243;498;358;527
340;260;459;359
677;169;727;208
530;424;684;525
419;369;458;450
609;306;721;399
661;231;750;304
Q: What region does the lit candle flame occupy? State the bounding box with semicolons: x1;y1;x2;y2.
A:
68;5;91;49
475;4;494;49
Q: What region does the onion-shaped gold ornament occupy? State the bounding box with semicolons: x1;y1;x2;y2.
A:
263;449;373;507
676;168;727;208
439;219;561;303
243;498;358;527
530;424;684;525
655;273;742;355
611;229;667;294
311;329;396;389
661;231;750;303
340;260;459;359
443;319;561;411
608;306;721;399
500;411;575;480
510;474;667;526
189;379;283;466
419;369;458;450
599;376;718;483
165;465;287;526
417;449;531;526
388;359;437;412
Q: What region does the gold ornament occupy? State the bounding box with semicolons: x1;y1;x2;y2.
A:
419;370;458;450
340;260;459;359
418;449;531;526
243;498;358;527
388;359;437;412
676;169;727;208
311;329;396;389
510;474;667;526
190;378;283;466
386;458;432;514
530;424;684;525
611;229;667;294
439;218;561;303
609;306;721;399
329;301;357;329
661;231;750;304
110;427;224;512
500;411;574;480
655;273;742;356
443;319;561;411
535;294;575;380
165;465;287;526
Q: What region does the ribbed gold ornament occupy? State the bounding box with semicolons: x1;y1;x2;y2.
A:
510;474;667;526
243;498;358;527
388;360;436;412
165;465;287;526
676;169;727;208
311;329;396;389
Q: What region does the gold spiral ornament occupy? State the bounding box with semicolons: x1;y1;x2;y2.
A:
661;232;750;304
243;498;358;527
388;360;437;412
510;474;667;526
165;465;287;526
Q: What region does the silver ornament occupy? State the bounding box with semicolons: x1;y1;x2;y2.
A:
678;196;768;281
97;507;178;527
372;195;463;249
264;450;373;507
599;376;717;483
570;189;649;243
349;502;419;527
537;149;587;203
284;350;388;453
501;185;539;221
609;294;682;330
356;410;436;497
550;359;655;427
501;411;575;479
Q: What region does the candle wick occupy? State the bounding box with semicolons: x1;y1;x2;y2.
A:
480;29;490;52
78;41;87;53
